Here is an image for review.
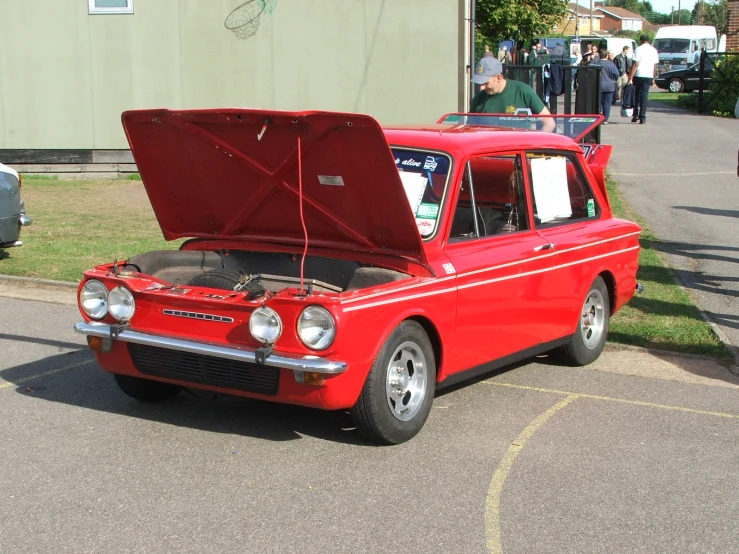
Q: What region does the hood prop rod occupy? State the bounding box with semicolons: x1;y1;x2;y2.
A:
297;134;309;295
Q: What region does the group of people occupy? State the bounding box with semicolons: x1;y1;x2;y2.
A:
482;40;550;67
584;35;659;124
469;35;660;127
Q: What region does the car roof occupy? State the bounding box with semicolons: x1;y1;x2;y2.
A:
382;124;583;156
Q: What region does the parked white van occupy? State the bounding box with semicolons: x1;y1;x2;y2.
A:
569;36;637;60
653;25;720;68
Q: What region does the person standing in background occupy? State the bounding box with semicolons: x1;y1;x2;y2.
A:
613;45;632;103
595;48;620;123
691;42;702;65
627;34;659;124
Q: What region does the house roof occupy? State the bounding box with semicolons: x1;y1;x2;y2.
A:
594;6;645;20
567;3;605;17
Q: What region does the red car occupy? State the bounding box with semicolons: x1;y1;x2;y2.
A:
74;109;641;444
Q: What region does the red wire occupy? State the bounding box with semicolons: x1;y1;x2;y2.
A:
298;136;308;293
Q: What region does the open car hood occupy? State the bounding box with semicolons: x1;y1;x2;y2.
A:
122;109;427;266
437;113;604;143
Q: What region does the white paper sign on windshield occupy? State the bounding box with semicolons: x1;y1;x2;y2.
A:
530;157;571;223
399;171;428;216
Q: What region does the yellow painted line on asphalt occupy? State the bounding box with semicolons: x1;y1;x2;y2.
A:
0;359;95;390
484;382;739;419
485;395;578;554
483;381;739;553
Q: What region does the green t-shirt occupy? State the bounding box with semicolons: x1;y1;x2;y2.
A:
471;80;546;115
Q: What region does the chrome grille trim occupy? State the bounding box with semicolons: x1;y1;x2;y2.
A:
163;309;234;323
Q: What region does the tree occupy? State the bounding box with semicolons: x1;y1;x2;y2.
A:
475;0;567;43
702;0;728;36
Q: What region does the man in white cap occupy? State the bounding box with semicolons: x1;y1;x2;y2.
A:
470;57;554;131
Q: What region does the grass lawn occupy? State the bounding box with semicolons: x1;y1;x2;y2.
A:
606;177;732;359
648;90;695;108
0;178;181;282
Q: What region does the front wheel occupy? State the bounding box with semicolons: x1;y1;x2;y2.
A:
114;374;181;402
556;276;610;366
350;321;436;445
668;78;685;93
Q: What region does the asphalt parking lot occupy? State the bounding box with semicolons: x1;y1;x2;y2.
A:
1;292;738;553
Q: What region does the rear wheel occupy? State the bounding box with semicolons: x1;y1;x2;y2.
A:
668;78;684;93
114;374;181;402
350;321;436;445
556;276;610;366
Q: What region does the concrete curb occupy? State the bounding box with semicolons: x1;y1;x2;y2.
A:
0;274;78;290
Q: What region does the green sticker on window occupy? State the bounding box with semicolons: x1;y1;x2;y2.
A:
587;199;595;217
417;203;439;219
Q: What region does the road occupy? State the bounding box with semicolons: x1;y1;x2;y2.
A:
1;294;737;554
605;99;739;353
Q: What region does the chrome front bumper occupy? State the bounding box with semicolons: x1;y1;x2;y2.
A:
74;322;348;375
20;213;32;226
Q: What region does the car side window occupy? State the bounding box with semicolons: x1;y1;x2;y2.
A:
526;152;599;227
449;155;529;241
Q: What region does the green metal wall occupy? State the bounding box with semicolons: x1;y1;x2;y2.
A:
0;0;463;149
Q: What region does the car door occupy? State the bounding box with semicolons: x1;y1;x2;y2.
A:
444;152;552;369
523;149;611;341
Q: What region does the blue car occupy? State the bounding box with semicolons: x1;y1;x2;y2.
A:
0;163;32;248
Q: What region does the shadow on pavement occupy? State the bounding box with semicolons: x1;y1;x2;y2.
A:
674;206;739;219
0;350;374;446
1;346;566;444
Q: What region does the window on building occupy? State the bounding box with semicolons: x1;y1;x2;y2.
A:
88;0;134;14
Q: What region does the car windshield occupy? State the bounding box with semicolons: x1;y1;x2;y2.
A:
654;39;672;53
437;113;603;142
391;148;451;240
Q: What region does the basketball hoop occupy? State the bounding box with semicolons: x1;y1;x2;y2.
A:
224;0;277;40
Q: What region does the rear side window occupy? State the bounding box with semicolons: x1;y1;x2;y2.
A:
526;152;599;227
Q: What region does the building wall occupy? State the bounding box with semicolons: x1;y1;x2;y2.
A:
561;15;601;35
600;15;621;32
600;14;643;32
728;0;739;51
0;0;463;150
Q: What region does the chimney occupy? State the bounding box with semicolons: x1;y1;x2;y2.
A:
728;0;739;51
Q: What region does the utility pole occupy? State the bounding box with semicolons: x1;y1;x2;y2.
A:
678;0;681;24
671;6;674;24
590;0;593;34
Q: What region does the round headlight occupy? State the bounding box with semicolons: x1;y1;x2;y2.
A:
297;306;336;350
80;279;109;320
249;307;283;344
108;286;136;322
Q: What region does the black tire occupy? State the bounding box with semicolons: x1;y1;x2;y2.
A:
113;374;181;402
556;276;610;366
350;320;436;445
186;269;241;291
668;78;684;93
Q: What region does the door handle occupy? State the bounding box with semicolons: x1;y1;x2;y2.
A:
533;243;555;252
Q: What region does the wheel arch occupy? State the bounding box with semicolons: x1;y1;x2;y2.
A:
407;315;443;383
598;270;616;314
